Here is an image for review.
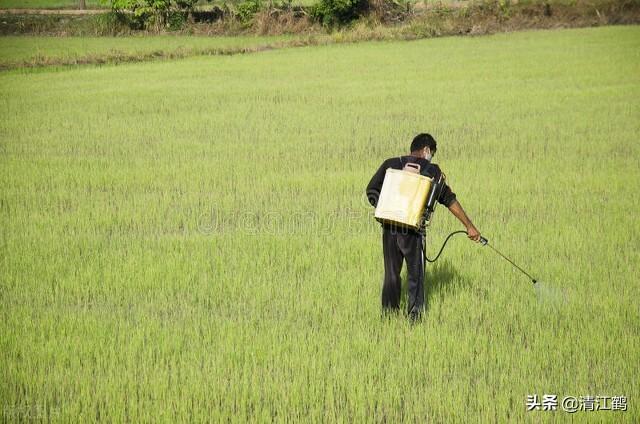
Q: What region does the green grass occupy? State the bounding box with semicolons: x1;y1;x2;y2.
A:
1;25;639;421
0;34;299;67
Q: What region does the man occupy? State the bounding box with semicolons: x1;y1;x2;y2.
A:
366;133;481;321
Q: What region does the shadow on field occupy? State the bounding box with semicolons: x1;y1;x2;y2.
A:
423;260;469;307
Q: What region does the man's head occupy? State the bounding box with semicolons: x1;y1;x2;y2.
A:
410;133;437;161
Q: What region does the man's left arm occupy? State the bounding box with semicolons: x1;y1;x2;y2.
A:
365;160;388;207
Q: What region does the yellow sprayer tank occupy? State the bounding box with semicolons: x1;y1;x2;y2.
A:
374;167;433;231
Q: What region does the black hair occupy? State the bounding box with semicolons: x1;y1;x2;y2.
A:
410;133;437;154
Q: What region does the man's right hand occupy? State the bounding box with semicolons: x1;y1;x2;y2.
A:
466;225;481;242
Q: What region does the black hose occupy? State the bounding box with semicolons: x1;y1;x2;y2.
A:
425;230;468;263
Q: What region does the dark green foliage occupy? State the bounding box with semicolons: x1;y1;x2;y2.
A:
311;0;368;27
236;0;262;23
167;10;188;30
101;0;197;30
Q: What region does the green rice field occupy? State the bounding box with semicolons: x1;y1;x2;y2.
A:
1;25;639;421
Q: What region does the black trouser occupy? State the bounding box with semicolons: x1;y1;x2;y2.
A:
381;226;425;315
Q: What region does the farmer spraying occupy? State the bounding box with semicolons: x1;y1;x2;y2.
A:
366;133;482;321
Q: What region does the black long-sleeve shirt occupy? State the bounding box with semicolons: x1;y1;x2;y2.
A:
366;156;456;231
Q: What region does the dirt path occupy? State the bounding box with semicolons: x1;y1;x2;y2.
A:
0;8;107;15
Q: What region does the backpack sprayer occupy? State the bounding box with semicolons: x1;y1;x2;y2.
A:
374;162;538;287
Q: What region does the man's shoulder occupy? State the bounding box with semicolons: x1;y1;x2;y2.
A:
428;162;443;172
381;157;403;169
386;155;427;168
422;162;443;178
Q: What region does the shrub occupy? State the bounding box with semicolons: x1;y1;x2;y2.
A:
102;0;198;30
236;0;262;23
311;0;368;27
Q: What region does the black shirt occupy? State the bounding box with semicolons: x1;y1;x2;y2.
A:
366;155;457;232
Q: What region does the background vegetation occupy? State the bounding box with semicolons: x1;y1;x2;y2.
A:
1;0;638;41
